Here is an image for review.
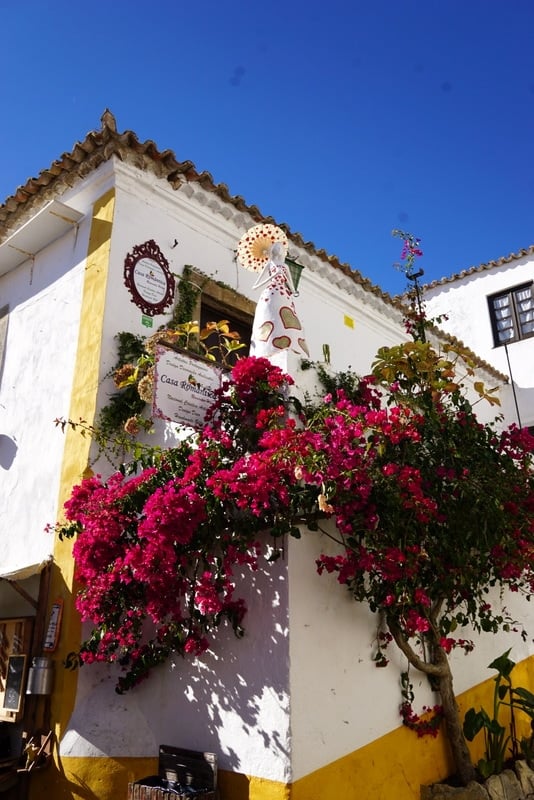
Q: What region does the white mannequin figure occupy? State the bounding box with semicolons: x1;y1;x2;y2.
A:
250;243;309;358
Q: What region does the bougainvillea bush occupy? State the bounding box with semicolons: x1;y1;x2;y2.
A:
306;342;534;782
57;281;534;783
58;357;313;694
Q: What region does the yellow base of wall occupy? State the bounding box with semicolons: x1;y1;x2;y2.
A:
291;655;534;800
28;757;289;800
291;724;453;800
27;756;155;800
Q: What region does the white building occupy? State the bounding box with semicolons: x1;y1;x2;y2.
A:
0;111;529;800
423;247;534;430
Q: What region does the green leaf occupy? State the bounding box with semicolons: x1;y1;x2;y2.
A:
497;685;510;701
486;719;505;736
511;688;534;719
463;707;485;740
488;649;515;679
478;759;496;778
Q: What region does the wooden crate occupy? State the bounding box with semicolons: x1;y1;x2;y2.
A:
128;785;214;800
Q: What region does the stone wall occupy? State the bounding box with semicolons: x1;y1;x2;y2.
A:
422;760;534;799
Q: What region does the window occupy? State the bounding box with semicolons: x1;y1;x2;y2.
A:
488;283;534;346
190;271;254;366
200;300;252;366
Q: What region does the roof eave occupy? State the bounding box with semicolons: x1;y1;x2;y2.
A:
0;110;400;310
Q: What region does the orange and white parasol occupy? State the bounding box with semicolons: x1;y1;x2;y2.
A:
237;224;288;272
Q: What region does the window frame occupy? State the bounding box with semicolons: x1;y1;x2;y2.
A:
488;282;534;347
190;270;255;365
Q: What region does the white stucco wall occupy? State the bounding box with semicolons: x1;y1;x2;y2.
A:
287;527;534;781
0;159;117;580
0;228;87;576
61;559;292;781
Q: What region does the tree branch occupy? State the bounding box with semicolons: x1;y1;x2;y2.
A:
388;617;446;677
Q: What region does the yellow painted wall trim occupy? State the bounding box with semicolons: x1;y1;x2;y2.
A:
49;189;116;740
31;757;290;800
218;771;290;800
291;652;534;800
291;720;453;800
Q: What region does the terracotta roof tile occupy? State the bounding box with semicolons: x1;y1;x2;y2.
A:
0;109;400;312
427;326;508;383
424;246;534;290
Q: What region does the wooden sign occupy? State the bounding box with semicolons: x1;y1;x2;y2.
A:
43;599;63;653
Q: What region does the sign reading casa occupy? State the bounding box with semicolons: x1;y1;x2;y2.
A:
153;346;224;429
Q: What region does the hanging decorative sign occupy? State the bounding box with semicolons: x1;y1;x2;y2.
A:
153;346;224;429
43;599;63;653
123;240;175;316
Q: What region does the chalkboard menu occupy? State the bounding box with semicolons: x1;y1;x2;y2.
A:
3;655;26;712
0;618;33;722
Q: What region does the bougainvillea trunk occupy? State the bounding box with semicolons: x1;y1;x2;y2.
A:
435;648;477;785
389;619;477;785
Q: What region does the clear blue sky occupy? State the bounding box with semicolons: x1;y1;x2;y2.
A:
2;0;534;295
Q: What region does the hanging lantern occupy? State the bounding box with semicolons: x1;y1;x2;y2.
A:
285;258;304;293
